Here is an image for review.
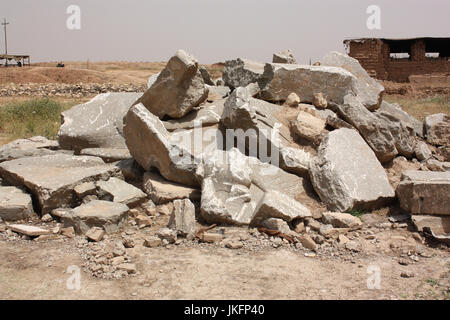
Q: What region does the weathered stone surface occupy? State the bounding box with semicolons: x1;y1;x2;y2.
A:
58;93;142;152
297;234;318;251
147;72;160;89
96;177;147;208
199;66;215;86
312;93;328;109
415;141;433;161
378;101;424;137
259;63;357;105
200;149;261;225
222;58;265;89
291;111;326;142
310;128;395;212
261;218;291;234
273;50;296;64
143;236;162;248
412;215;450;241
168;198;196;237
0;154;121;214
321;51;384;110
124;103;201;187
135;50;208;119
85;227;105;242
0;136;59;163
143;171;200;204
251;190;311;226
285;93;300;108
335;94;398;163
206;85;231;102
0;186;34;221
8;224;50;237
424;159;450;172
279;147;311;176
162;100;224;132
62;200;129;234
79;148;131;163
157;227;177;243
322;212;363;230
397;170;450;215
74;182;96;198
116;159;144;182
425;113;450;147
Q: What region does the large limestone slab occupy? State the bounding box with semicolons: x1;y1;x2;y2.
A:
321;51;384;110
0;136;59;163
335;94;398;163
310;128;395;212
143;171;200;204
222;58;265;89
8;224;50;237
58;93;142;152
62;200;129;234
0;186;34;221
124;103;201;187
79;148;131;163
96;177;147;208
134;50;208;119
397;171;450;215
259;63;357;105
0;154;121;214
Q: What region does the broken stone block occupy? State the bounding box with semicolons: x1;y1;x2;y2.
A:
335;94;398;163
134;49;208;119
312;93;328;109
96;177;147;208
291;111;326;142
0;154;122;214
62;200;129;234
378;101;424;137
425;113;450;147
199;66;215;86
412;215;450;241
0;186;34;221
222;58;265;89
284;93;300;108
124;103;201;187
61;226;75;238
200;232;223;243
41;214;53;222
85;227;105;242
321;51;384;110
116;159;144;182
79;148;131;163
143;236;162;248
117;263;136;274
279;147;311;176
157;227;177;244
310;128;395;212
74;182;97;198
142;171;200;204
397;170;450;215
322;212;363;230
207;85;231;102
58;93;142;152
8;224;50;237
297;234;318;251
415;141;433;161
251;190;311;226
261;218;292;234
0;136;59;163
259;63;357;105
272;50;296;64
168;199;196;237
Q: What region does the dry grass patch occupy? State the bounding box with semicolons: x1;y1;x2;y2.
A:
384;94;449;121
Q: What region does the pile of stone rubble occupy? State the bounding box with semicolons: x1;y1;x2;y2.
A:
0;83;146;97
0;49;449;273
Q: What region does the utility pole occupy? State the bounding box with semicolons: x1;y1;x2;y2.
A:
2;18;9;66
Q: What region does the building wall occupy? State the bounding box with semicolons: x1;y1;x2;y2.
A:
348;39;450;82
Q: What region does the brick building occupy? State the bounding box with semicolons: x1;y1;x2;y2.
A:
344;37;450;82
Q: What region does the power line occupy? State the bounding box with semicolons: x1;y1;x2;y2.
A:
2;18;9;55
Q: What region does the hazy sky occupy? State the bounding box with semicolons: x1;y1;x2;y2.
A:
3;0;450;64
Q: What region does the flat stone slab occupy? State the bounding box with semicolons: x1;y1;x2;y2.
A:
0;136;59;163
58;92;142;152
62;200;129;234
397;171;450;215
96;177;147;208
412;215;450;241
143;171;200;204
0;154;122;214
8;224;50;237
0;186;34;221
79;148;132;163
310;128;395;212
